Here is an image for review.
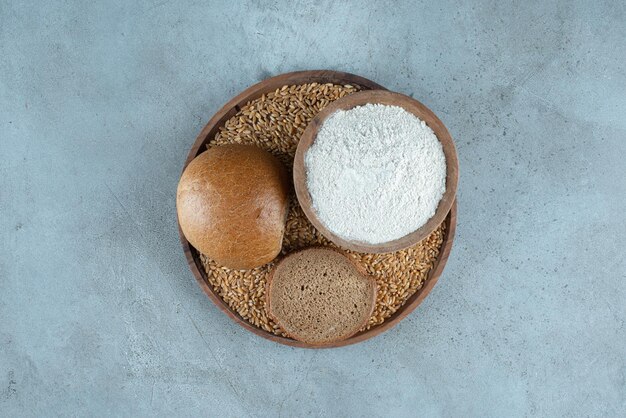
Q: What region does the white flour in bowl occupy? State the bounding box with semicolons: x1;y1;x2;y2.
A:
305;103;447;244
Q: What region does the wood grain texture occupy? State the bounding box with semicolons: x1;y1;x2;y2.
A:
293;90;459;253
178;70;457;348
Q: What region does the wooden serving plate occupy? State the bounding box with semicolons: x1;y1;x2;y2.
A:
294;90;459;254
178;70;457;348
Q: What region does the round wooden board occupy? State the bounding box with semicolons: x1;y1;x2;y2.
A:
178;70;457;348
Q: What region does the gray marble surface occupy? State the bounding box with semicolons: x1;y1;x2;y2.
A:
1;0;625;416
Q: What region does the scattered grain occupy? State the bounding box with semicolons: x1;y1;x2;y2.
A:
199;82;446;337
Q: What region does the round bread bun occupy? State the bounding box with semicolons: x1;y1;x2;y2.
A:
177;144;289;269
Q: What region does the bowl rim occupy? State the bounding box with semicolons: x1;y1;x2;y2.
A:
177;70;457;348
293;90;459;254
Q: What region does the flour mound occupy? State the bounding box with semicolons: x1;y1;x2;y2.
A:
305;104;446;244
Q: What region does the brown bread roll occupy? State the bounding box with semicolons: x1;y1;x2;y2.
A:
177;144;289;269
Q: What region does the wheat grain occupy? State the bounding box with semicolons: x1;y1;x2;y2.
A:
199;82;445;336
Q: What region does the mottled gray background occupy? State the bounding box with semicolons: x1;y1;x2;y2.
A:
1;0;625;416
